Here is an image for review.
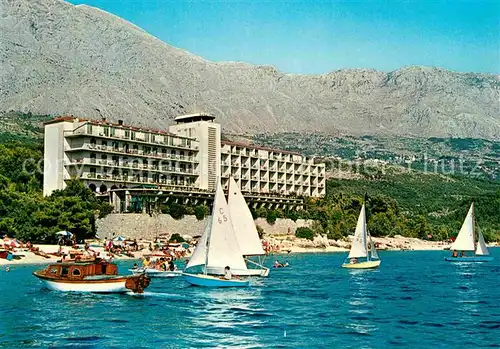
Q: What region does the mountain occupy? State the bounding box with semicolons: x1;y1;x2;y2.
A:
1;0;499;139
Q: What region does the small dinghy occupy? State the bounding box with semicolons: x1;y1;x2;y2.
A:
445;203;493;262
33;258;150;293
183;273;250;287
342;204;381;269
183;178;251;288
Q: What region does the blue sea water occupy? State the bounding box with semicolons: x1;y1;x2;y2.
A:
1;250;500;349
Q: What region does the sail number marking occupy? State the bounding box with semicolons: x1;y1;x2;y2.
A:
218;208;228;224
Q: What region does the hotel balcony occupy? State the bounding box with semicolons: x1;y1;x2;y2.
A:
65;128;197;151
65;144;198;164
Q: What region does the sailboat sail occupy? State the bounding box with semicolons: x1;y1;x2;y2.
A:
185;219;210;269
206;181;248;271
450;203;475;251
369;234;378;259
476;229;489;256
348;204;368;259
227;176;265;256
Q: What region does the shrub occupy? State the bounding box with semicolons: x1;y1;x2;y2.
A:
194;205;209;220
169;233;185;243
168;202;186;220
266;210;278;225
295;227;315;241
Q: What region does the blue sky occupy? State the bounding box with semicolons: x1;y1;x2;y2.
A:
68;0;499;74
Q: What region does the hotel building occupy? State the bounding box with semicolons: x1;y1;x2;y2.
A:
43;113;325;212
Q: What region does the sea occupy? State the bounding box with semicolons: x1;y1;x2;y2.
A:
1;249;499;349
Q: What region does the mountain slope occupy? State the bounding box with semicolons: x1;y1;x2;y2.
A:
1;0;499;138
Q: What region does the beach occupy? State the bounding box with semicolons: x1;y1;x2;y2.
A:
0;244;141;266
0;235;465;266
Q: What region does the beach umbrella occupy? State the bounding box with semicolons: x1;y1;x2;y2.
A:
56;231;73;237
113;236;126;241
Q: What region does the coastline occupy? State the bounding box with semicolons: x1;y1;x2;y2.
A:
1;235;485;267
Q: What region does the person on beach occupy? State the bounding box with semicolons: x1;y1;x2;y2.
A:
224;266;232;280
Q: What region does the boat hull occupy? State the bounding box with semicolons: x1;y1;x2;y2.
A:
342;260;381;269
35;276;130;293
445;256;494;262
183;273;250;287
129;268;182;278
206;266;269;277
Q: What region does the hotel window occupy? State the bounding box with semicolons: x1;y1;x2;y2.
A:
112;156;119;166
124;129;130;139
122;170;128;180
144;133;150;143
102;140;107;147
144;147;151;155
112;141;119;151
152;147;158;156
110;127;115;137
90;138;96;145
133;144;138;153
86;124;93;135
152;174;159;183
131;131;135;140
103;126;109;137
90;154;96;164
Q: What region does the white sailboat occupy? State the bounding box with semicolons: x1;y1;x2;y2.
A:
342;204;381;269
183;178;250;287
216;176;269;277
445;203;493;262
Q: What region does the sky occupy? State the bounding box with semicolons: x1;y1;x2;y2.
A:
68;0;500;74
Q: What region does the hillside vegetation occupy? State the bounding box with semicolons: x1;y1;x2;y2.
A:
0;130;498;243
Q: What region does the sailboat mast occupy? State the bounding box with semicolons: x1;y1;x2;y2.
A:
472;202;476;255
365;221;370;262
204;181;221;275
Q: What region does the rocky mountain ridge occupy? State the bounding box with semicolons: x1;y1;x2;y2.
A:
1;0;499;139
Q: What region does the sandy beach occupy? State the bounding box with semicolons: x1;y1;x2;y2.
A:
0;234;468;266
0;244;143;266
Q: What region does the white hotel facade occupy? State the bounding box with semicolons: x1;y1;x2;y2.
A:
43;113;325;209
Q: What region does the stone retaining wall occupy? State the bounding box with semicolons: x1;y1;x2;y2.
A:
96;214;314;240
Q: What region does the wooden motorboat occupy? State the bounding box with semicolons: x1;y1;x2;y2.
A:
33;258;150;293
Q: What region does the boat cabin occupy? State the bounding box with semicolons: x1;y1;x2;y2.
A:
40;259;118;280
